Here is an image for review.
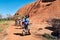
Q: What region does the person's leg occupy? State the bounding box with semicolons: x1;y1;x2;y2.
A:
25;24;29;34
17;20;19;26
15;19;18;26
15;20;17;25
19;20;21;26
22;22;25;28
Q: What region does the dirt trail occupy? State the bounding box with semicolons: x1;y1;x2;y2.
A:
5;21;52;40
5;21;42;40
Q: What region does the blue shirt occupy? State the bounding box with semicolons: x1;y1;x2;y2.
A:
22;18;29;25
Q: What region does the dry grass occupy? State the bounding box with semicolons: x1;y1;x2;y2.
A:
0;20;12;40
0;27;3;32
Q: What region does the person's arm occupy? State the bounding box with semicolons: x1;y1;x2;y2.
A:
28;18;32;25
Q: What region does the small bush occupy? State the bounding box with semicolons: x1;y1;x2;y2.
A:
42;33;56;40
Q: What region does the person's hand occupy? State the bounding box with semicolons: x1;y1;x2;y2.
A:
29;23;32;25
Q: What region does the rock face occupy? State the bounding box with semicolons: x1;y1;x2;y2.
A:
14;0;60;35
15;0;60;23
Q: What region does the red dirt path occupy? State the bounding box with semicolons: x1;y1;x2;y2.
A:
5;21;52;40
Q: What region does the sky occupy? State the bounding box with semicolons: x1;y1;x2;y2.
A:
0;0;36;18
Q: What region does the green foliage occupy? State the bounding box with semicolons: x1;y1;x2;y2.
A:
0;20;2;23
43;33;51;39
43;33;56;40
0;20;5;24
0;28;3;32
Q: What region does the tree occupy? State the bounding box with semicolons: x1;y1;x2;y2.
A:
6;13;12;20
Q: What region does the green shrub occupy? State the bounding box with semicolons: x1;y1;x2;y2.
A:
42;33;56;40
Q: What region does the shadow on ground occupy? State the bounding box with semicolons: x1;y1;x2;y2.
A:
14;33;24;36
45;26;55;31
45;26;59;38
14;33;31;36
51;30;59;37
15;28;23;29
